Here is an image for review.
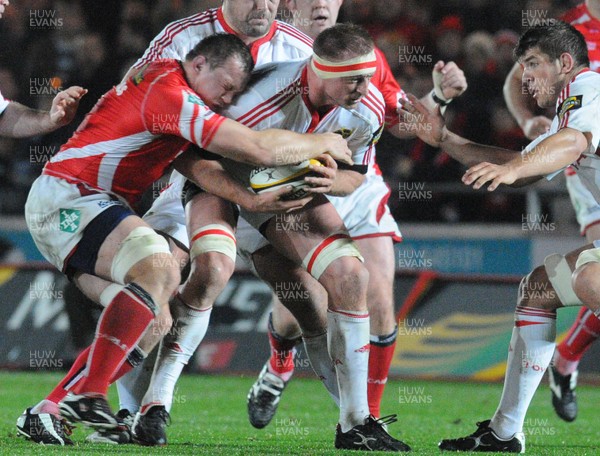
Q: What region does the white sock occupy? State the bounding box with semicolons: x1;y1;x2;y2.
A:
303;332;340;406
116;347;156;414
31;399;60;416
327;309;370;432
142;295;212;412
490;306;556;439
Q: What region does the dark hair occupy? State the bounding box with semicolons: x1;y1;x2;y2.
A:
186;33;254;74
313;23;374;61
514;21;589;67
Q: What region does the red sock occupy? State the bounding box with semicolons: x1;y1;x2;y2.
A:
47;347;138;401
557;307;600;362
267;318;299;382
76;284;156;396
46;347;90;404
368;329;397;418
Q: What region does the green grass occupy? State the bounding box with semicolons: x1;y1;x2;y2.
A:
0;371;598;455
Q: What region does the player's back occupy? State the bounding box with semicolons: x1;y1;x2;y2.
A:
44;60;200;207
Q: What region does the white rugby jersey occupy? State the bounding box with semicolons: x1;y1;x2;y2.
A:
524;70;600;198
133;7;313;70
219;59;385;185
139;6;314;210
0;89;9;115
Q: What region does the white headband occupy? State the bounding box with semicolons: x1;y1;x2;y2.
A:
310;50;377;79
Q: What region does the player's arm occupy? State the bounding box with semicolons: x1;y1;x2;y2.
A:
0;86;87;138
173;152;313;213
400;93;520;166
207;118;353;166
389;60;467;139
462;127;590;191
503;62;552;139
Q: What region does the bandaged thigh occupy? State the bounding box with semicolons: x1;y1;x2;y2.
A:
189;224;236;262
302;233;364;280
111;226;171;284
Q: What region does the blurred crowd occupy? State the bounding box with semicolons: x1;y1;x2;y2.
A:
0;0;582;222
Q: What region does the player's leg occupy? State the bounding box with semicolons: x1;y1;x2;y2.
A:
134;189;237;445
247;245;334;429
439;244;594;453
355;236;397;419
58;214;180;428
260;196;410;451
549;171;600;421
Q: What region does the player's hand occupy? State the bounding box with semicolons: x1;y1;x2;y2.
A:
320;132;353;165
522;116;552;140
49;86;87;127
304;154;337;194
433;61;467;100
399;93;447;147
462;162;519;191
249;185;313;213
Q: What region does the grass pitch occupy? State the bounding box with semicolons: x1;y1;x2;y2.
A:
0;371;598;455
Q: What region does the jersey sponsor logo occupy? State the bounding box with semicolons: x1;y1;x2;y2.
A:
371;124;384;146
334;127;354;139
557;94;583;120
187;93;205;106
59;209;81;233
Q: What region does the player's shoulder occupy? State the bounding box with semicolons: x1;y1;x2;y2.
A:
224;60;306;123
564;70;600;98
158;8;218;35
272;20;313;53
353;84;386;129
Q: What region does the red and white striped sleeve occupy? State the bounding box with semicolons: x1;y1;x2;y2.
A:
143;75;226;150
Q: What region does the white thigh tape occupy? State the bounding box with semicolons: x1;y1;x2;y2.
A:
544;253;582;307
302;233;363;280
189;224;236;262
575;247;600;270
111;226;171;284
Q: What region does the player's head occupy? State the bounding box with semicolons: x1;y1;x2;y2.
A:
284;0;344;39
185;34;254;111
309;23;376;109
0;0;10;19
222;0;279;41
515;21;589;108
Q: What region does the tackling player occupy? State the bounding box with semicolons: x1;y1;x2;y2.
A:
16;33;351;446
504;0;600;423
402;22;600;452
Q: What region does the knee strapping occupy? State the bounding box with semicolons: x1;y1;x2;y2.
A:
189;224;236;263
544;253;582;307
575;246;600;270
111;226;171;284
302;233;363;280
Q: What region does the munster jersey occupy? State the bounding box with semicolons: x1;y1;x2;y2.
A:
523;71;600;196
0;89;8;115
220;59;385;184
43;60;225;208
563;3;600;72
133;7;312;71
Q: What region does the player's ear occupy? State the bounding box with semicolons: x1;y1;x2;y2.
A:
193;55;207;73
559;52;575;74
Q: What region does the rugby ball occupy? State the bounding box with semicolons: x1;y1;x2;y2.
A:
250;159;323;200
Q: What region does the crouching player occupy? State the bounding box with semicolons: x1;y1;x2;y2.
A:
401;22;600;452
